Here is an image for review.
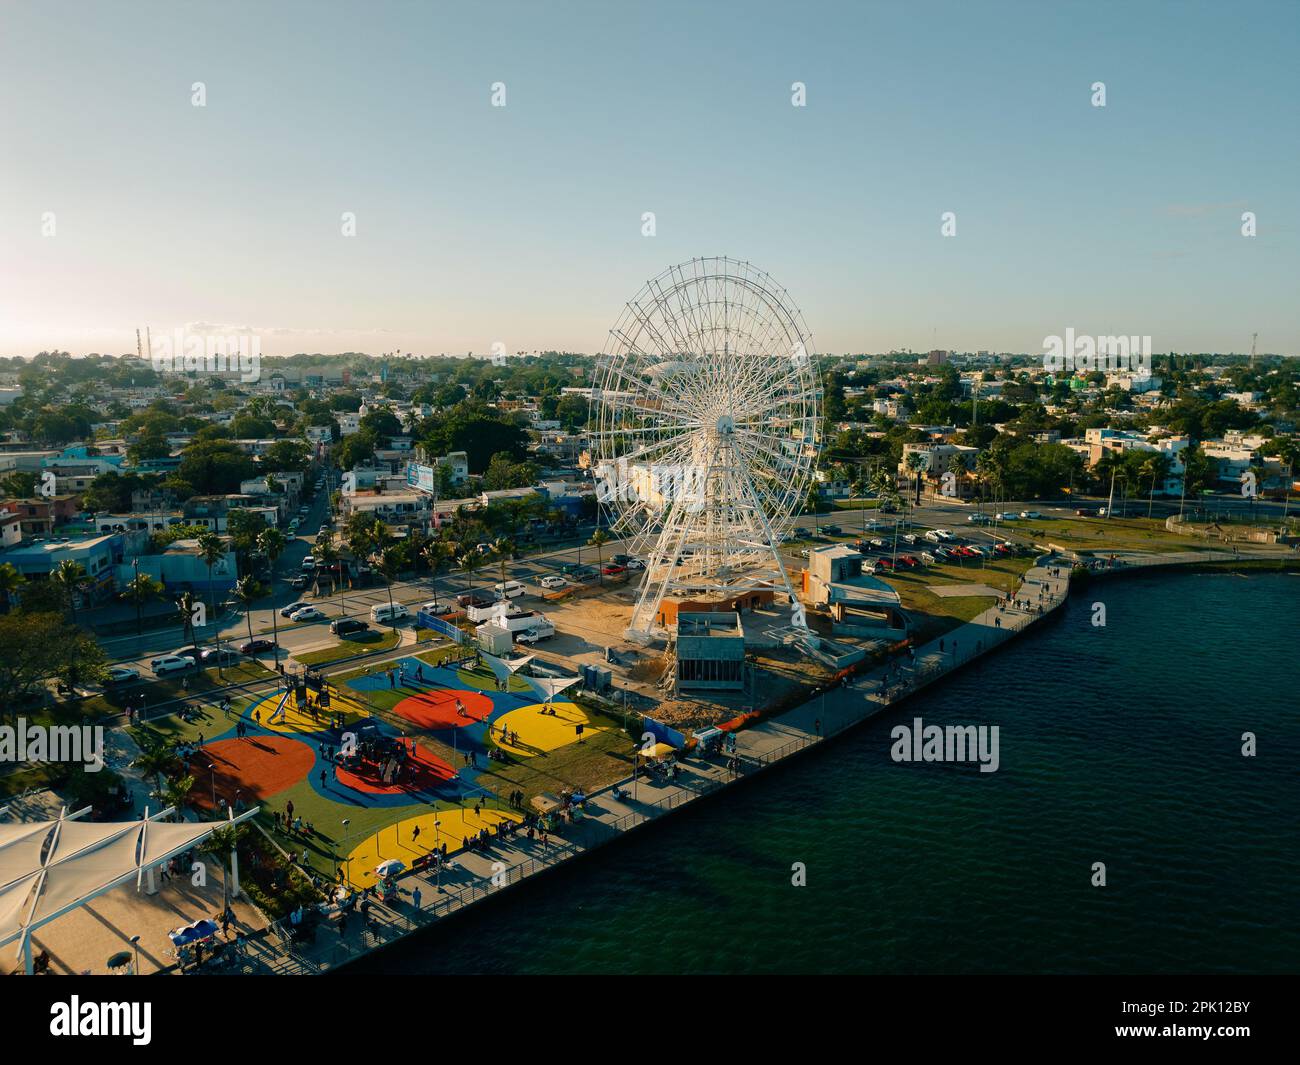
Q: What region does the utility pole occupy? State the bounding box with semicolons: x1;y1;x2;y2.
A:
1250;332;1258;365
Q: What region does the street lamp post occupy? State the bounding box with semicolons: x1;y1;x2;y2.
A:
335;818;351;881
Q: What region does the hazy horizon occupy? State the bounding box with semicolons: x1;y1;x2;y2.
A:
3;0;1297;359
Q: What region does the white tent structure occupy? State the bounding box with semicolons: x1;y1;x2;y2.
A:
523;674;581;706
480;650;535;691
0;805;258;974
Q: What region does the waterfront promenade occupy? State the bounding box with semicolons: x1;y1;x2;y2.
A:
14;543;1291;975
242;554;1079;973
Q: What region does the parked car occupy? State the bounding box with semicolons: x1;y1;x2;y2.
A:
280;601;310;618
897;555;919;568
601;563;626;576
920;551;937;564
457;592;494;609
289;606;325;622
515;626;554;645
330;618;370;637
201;646;242;665
420;600;456;615
494;580;526;599
869;538;885;548
369;603;411;624
539;575;569;590
302;556;316;570
624;558;645;571
105;666;140;686
150;655;195;676
820;524;842;536
239;639;277;654
291;575;309;589
1020;510;1044;520
934;529;954;540
924;530;941;543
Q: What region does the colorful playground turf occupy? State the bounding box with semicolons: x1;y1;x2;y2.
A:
392;689;494;729
341;807;521;889
490;702;608;758
190;735;315;812
182;653;605;881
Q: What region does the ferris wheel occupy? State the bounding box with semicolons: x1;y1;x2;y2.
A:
590;256;822;640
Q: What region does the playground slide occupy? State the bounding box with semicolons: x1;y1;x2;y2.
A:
269;688;292;724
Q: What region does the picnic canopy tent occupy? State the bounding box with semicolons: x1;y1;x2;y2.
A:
523;674;580;706
0;805;258;974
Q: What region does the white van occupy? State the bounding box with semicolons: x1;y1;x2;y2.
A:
369;603;412;624
494;580;525;599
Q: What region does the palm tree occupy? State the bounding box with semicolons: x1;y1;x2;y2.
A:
133;743;177;799
195;530;226;629
314;531;339;598
1141;454;1171;519
257;527;287;669
122;569;164;637
201;824;247;907
176;590;201;658
587;529;609;584
491;538;515;594
52;559;88;622
233;574;261;647
0;562;26;615
163;774;196;821
459;549;487;598
905;452;927;506
374;545;403;627
421;540;455;608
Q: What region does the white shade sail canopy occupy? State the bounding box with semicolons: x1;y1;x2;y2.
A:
0;807;257;955
480;651;536;688
523;675;581;704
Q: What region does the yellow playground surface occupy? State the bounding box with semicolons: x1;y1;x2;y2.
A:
249;686;369;735
488;701;607;758
341;807;522;888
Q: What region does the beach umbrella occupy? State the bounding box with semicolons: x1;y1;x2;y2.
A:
376;859;405;878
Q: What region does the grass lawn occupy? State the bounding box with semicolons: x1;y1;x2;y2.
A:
293;629;400;666
1012;515;1220;554
474;706;635;802
881;556;1033;642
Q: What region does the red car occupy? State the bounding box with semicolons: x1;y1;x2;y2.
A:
874;558;894;570
896;555;919;568
601;563;626;576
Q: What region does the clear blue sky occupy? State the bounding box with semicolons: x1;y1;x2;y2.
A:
1;0;1296;358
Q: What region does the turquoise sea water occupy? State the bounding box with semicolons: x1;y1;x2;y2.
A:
353;572;1299;974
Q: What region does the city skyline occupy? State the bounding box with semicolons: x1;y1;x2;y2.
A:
2;0;1297;358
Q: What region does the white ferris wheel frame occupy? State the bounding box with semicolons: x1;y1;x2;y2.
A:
590;256;822;641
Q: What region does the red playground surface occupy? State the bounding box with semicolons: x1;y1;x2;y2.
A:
392;689;494;729
333;743;456;795
189;735;316;812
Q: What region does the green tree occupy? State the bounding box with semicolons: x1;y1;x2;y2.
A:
122;570;164;637
51;559;88;622
0;562;26;615
588;529;609;584
256;528;287;667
